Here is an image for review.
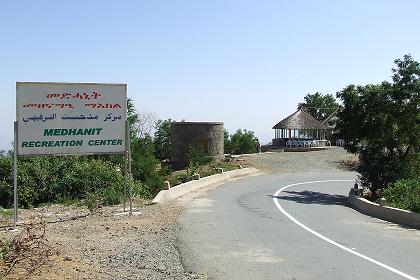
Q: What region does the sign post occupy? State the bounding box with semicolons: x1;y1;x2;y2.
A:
124;120;130;212
14;82;129;226
126;120;133;215
124;146;128;212
13;121;18;229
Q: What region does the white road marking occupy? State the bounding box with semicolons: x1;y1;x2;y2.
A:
272;180;419;280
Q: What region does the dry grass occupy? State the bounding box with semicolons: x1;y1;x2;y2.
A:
0;219;56;279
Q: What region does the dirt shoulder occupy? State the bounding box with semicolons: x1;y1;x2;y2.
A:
1;202;204;280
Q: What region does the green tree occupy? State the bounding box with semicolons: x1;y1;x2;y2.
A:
298;92;340;121
154;119;172;161
228;129;258;155
127;98;139;139
336;55;420;195
126;99;164;196
130;135;163;197
224;129;233;154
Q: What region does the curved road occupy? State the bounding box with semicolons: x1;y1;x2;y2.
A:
178;172;420;280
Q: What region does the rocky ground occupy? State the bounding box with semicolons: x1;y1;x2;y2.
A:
0;147;356;280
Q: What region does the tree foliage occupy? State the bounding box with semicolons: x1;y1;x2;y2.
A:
298;92;340;121
154;119;172;161
130;135;163;197
127;98;139;140
127;99;164;196
223;129;233;155
224;129;258;155
336;55;420;193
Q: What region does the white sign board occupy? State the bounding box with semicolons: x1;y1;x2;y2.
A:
16;82;127;156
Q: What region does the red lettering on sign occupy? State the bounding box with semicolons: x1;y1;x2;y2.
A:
84;103;122;109
45;92;103;100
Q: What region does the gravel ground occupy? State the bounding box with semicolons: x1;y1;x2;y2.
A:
0;147;356;280
240;147;357;174
1;202;208;280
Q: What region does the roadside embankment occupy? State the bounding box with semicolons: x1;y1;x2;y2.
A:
348;189;420;229
153;168;259;203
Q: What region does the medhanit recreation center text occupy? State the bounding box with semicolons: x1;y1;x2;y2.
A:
16;82;127;156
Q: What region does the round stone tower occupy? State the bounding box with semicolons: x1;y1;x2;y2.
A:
171;122;224;169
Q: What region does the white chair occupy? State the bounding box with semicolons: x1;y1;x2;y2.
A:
297;140;304;147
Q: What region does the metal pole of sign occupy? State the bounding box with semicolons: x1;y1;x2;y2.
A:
123;121;128;212
123;150;127;212
13;121;18;229
125;121;133;215
128;143;133;215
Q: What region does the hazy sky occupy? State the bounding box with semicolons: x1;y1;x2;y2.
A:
1;0;420;150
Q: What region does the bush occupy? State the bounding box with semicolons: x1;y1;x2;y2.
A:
132;180;152;199
84;192;102;213
225;129;258;155
0;154;125;208
186;145;213;177
382;178;420;213
130;136;164;197
356;145;417;193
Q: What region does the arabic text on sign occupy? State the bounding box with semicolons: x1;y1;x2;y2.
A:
23;114;56;122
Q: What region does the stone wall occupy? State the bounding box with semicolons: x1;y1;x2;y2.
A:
171;122;224;169
348;189;420;229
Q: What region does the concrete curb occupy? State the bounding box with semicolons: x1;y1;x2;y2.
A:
348;190;420;229
152;168;259;203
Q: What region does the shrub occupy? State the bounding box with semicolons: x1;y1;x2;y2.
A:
130;136;164;197
84;192;102;213
0;154;124;208
382;178;420;213
132;180;152;199
225;129;258;155
186;145;213;177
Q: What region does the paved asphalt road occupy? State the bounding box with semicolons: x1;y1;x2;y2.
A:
178;172;420;280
